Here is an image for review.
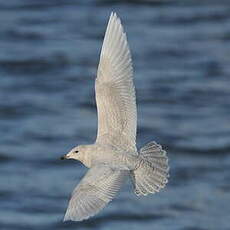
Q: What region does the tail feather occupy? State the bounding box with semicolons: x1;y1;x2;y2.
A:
131;141;169;196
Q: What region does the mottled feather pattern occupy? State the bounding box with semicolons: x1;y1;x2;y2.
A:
96;12;137;149
131;141;169;196
64;165;128;221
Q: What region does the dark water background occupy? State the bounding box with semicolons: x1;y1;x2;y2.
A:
0;0;230;229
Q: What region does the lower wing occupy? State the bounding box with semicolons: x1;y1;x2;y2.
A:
64;165;128;221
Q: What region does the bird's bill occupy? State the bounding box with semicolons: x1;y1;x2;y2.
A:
60;154;68;160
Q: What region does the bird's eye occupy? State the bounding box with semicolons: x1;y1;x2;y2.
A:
75;150;79;153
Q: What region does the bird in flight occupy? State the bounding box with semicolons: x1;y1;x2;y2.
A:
60;12;169;222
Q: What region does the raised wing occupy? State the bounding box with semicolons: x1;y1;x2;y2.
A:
64;165;127;221
95;12;137;151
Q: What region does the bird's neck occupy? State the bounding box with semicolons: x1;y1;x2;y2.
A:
78;144;96;168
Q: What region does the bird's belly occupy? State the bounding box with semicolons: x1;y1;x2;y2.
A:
91;150;139;170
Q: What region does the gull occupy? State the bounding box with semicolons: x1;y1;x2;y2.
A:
60;12;169;222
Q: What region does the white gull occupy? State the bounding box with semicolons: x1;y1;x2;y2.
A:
60;12;169;222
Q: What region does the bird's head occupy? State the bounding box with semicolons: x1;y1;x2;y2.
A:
60;145;86;161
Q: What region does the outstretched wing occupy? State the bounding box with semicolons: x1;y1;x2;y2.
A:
64;165;128;221
95;12;137;151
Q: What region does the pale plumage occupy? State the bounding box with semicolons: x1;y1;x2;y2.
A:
64;165;128;221
61;12;169;222
96;12;137;152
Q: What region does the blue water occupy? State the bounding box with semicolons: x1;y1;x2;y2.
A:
1;1;230;230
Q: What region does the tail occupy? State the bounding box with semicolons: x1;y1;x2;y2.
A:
130;141;169;196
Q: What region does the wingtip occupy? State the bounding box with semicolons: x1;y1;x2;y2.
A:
110;11;119;20
63;215;88;222
108;11;123;32
109;11;114;19
63;215;68;222
63;211;71;222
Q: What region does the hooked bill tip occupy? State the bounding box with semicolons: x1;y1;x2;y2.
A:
60;155;66;160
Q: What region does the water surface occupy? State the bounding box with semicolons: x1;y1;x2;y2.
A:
0;1;230;229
